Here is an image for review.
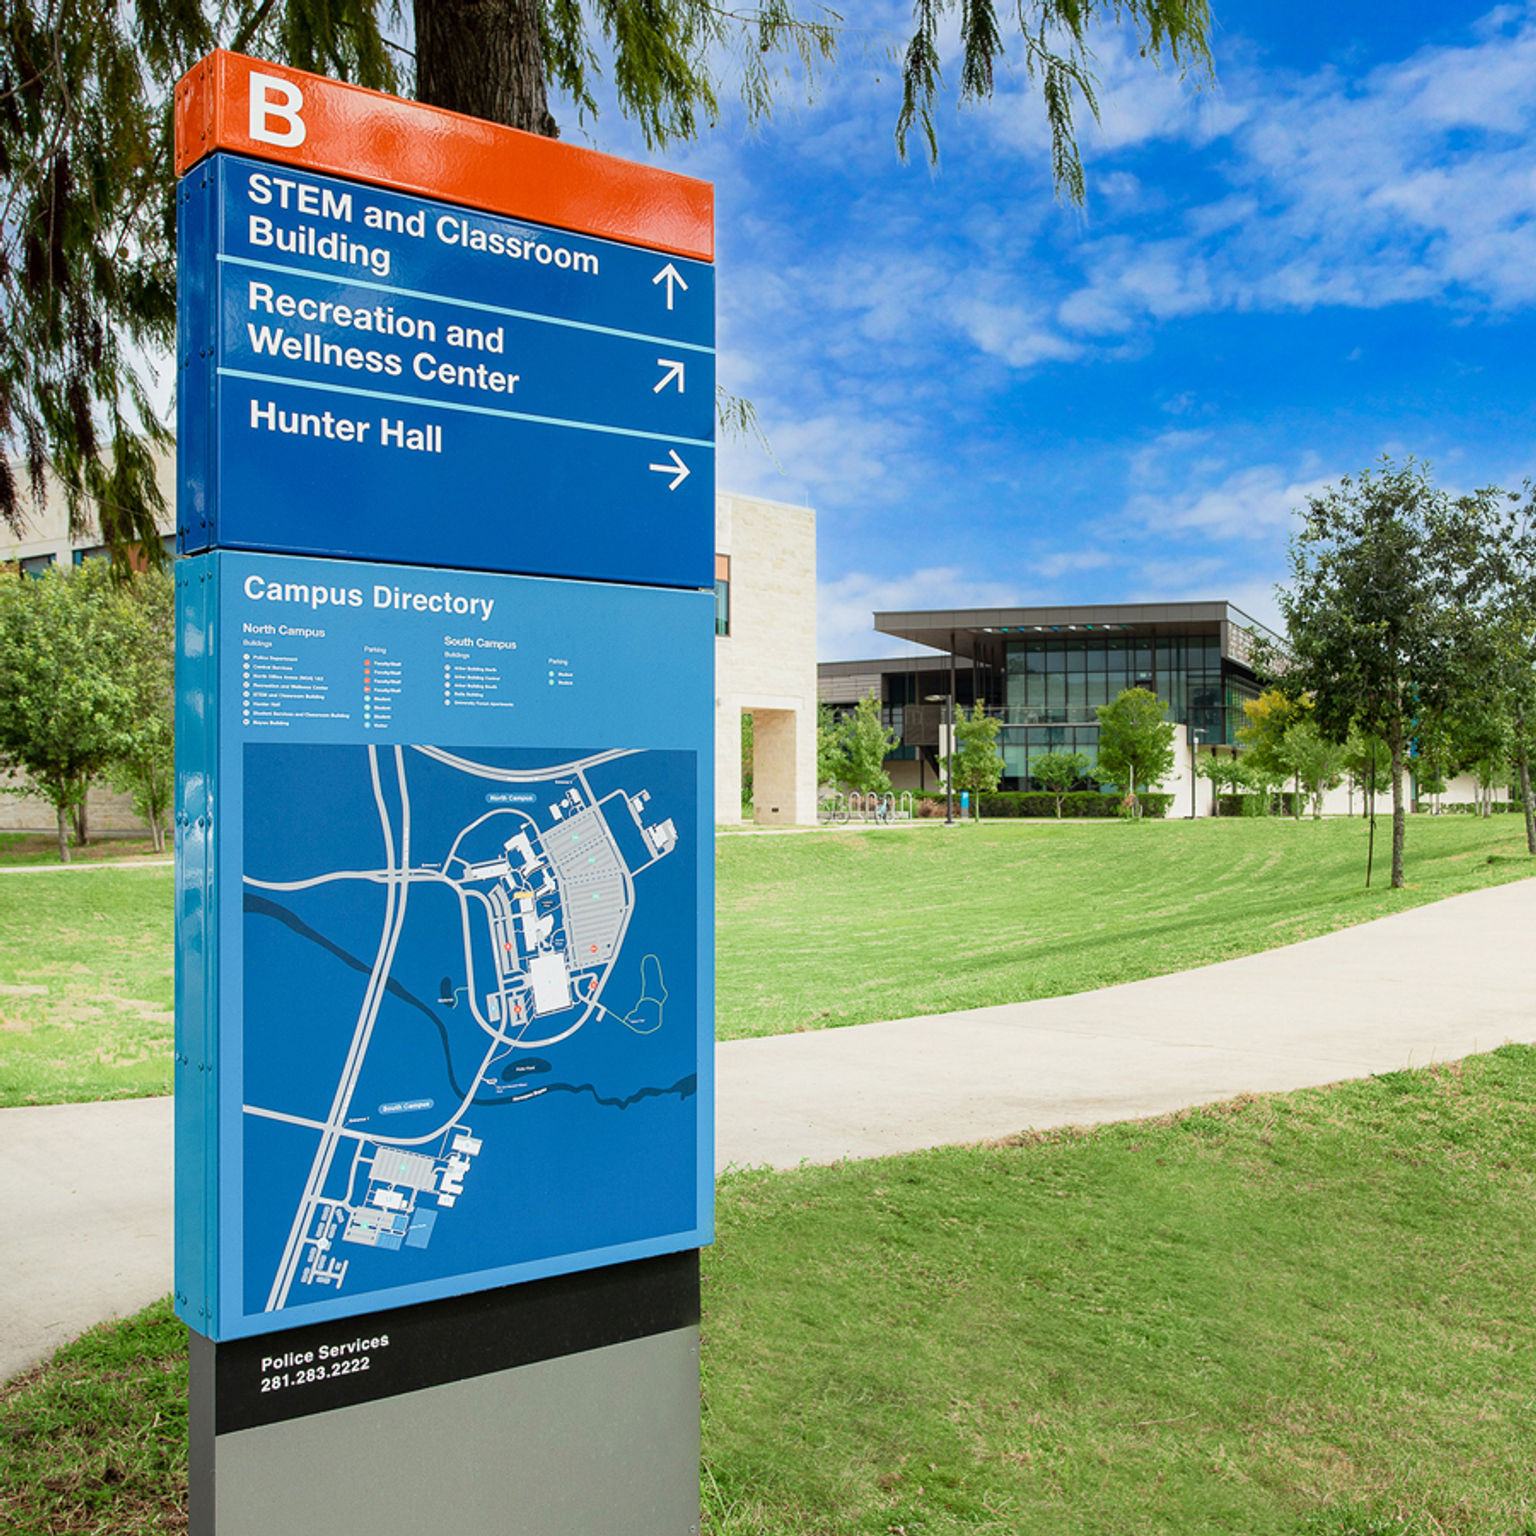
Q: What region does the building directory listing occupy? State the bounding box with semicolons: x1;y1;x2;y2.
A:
177;552;713;1338
179;151;714;586
174;53;715;1533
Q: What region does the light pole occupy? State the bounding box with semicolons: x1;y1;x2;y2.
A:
1189;727;1204;818
926;694;955;825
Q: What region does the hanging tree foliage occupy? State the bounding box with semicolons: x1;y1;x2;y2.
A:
1;0;1212;558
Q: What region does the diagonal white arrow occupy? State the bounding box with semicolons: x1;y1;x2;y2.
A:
647;448;691;490
653;358;686;394
652;262;688;310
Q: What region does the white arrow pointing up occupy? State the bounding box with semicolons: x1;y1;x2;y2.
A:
648;449;691;490
653;262;688;310
653;358;685;394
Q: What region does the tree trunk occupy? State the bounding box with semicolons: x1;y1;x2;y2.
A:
415;0;557;135
56;802;70;864
1388;715;1406;889
74;778;89;847
1366;744;1377;887
1516;701;1536;854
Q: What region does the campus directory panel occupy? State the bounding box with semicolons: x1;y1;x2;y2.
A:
175;550;714;1340
177;151;715;586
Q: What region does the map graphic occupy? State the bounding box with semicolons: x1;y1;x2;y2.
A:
239;742;698;1316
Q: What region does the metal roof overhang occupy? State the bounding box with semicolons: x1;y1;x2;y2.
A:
873;601;1274;662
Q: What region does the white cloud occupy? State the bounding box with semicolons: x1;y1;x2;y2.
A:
981;27;1240;160
718;405;909;508
1046;14;1536;335
951;294;1084;366
817;565;1021;660
1031;548;1115;579
1126;463;1336;541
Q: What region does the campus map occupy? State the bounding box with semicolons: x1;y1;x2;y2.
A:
238;742;698;1317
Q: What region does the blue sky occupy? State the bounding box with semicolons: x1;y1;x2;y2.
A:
561;0;1536;659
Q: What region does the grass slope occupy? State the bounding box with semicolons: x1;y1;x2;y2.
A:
701;1046;1536;1535
0;867;175;1106
716;815;1536;1039
5;1049;1535;1534
3;816;1533;1103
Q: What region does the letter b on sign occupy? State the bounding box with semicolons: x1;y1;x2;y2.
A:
249;72;305;147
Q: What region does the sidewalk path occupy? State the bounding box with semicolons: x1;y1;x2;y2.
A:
5;878;1535;1382
1;1097;173;1383
718;878;1536;1168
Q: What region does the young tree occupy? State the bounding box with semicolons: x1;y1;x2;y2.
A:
2;2;1214;557
816;701;847;790
841;692;896;797
1277;458;1503;888
1095;688;1175;815
1341;727;1391;819
1278;719;1344;820
1466;492;1536;850
1031;748;1089;819
1194;753;1244;817
945;705;1003;819
0;564;135;861
1238;689;1310;817
106;567;176;851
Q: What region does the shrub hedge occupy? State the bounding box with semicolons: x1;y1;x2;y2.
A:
914;790;1175;820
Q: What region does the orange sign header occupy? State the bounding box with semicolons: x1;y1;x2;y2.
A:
174;51;713;262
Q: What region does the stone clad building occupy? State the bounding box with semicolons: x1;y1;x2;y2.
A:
712;492;818;827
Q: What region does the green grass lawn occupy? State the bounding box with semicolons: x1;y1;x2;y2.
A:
2;814;1533;1105
0;867;175;1106
700;1045;1536;1535
716;814;1536;1039
5;1047;1534;1534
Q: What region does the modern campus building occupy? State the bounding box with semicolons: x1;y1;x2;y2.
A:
2;457;820;830
821;601;1277;803
820;598;1510;815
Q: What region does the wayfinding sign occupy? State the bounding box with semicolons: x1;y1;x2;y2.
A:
176;53;715;587
177;550;714;1339
176;58;717;1532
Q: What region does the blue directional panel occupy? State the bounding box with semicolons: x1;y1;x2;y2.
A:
178;154;715;588
175;551;714;1340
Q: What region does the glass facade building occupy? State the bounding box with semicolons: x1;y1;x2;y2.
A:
1000;630;1256;785
820;601;1276;794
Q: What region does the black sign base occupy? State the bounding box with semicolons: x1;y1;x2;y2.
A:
190;1252;701;1535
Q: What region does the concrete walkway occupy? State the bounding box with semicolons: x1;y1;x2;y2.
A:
718;878;1536;1167
1;1097;174;1382
5;879;1535;1383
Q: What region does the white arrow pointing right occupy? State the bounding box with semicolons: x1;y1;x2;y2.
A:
654;358;686;394
647;449;691;490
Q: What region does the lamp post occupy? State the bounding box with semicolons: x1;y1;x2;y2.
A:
926;694;955;825
1189;727;1204;818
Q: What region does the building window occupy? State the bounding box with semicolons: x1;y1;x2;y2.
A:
18;553;54;578
715;553;730;636
72;544;111;567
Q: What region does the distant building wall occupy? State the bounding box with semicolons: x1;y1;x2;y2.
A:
0;446;176;574
0;770;148;834
714;493;817;826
